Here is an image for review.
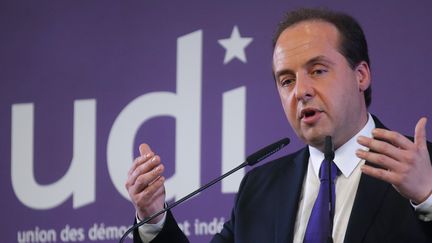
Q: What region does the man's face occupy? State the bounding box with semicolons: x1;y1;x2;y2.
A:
273;21;370;150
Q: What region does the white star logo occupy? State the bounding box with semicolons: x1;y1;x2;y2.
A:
218;25;253;64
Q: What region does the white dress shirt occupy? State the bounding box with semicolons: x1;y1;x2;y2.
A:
293;113;375;243
137;212;166;242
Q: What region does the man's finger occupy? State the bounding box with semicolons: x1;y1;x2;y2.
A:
371;129;413;150
135;176;165;203
357;136;403;162
133;164;165;193
127;156;161;188
361;164;397;185
414;117;427;149
128;152;154;176
127;143;154;177
139;143;152;156
356;149;399;171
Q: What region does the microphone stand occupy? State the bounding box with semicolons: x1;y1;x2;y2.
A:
119;137;290;243
324;136;335;243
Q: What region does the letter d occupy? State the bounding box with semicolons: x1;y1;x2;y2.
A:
107;30;202;201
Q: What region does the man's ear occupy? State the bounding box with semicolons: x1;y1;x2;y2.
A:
355;61;371;92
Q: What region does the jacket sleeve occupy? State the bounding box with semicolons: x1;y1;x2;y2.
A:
210;170;253;243
132;210;189;243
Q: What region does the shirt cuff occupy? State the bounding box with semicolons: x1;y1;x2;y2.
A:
136;212;167;243
411;193;432;222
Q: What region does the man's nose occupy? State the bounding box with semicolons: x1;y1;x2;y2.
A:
294;74;315;102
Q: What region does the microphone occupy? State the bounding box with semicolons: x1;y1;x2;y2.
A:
324;136;335;161
119;137;290;243
324;136;335;243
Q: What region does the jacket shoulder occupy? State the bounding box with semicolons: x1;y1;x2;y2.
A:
246;146;308;177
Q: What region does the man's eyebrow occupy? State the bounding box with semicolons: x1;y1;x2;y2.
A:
304;55;335;68
273;68;295;81
273;56;334;79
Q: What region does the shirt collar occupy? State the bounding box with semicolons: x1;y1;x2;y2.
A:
308;113;375;178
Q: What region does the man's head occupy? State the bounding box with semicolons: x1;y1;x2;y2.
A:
273;8;372;108
272;8;371;150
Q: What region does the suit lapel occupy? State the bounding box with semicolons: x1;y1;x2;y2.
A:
275;148;309;242
343;167;390;243
344;115;391;243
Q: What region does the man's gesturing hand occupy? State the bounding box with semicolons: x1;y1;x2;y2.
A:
125;144;166;223
356;117;432;204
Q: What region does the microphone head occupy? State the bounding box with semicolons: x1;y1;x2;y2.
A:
246;137;290;166
324;136;335;161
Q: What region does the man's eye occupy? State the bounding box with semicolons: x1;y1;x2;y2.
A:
281;78;295;87
311;69;327;76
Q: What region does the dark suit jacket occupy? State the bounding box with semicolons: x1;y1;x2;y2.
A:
135;116;432;243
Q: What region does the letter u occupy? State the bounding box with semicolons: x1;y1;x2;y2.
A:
11;100;96;209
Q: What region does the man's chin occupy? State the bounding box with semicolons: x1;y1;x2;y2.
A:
301;131;328;149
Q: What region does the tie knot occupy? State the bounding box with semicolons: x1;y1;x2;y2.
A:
319;160;338;182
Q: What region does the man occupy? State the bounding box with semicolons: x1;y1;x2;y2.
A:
125;8;432;242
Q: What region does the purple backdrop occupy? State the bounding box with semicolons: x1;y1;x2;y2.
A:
1;1;431;242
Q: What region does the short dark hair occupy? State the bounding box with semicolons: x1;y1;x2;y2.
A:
272;8;372;107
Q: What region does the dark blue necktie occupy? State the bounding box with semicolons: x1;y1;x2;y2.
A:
304;160;338;243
